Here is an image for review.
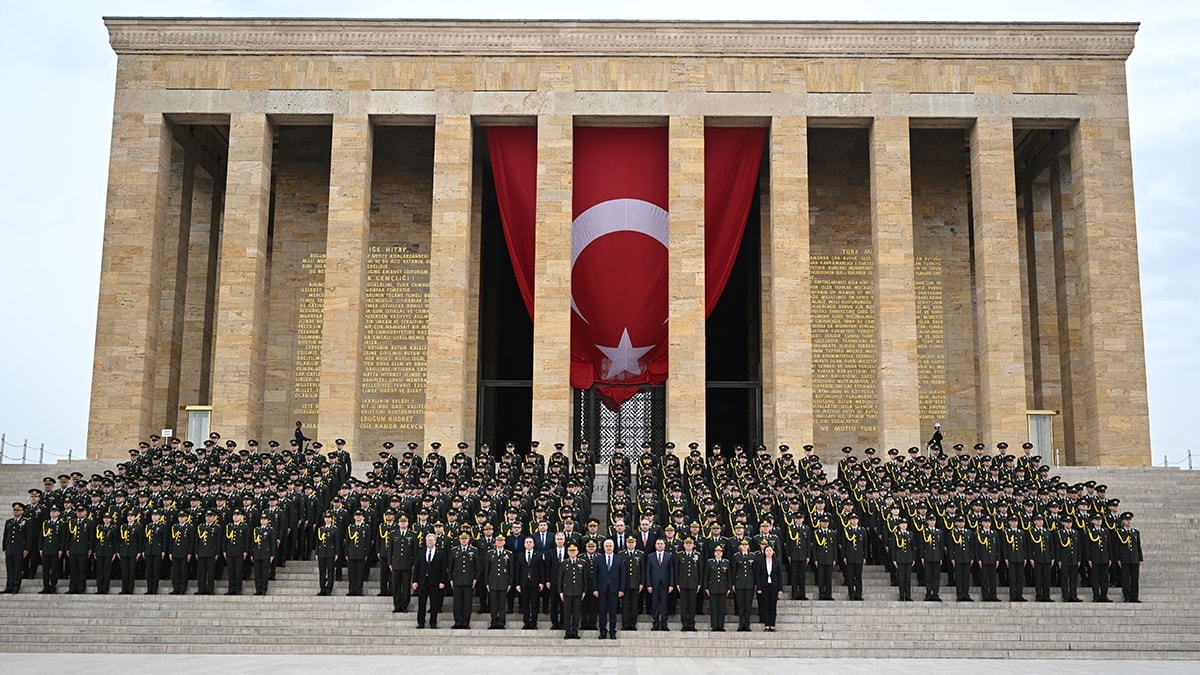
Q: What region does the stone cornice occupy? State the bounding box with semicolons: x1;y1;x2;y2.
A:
105;18;1137;60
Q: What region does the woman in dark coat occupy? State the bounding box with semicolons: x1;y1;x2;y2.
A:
755;544;785;631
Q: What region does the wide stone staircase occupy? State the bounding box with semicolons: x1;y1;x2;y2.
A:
1;462;1198;657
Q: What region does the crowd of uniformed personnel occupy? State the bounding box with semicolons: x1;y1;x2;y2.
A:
2;431;1146;637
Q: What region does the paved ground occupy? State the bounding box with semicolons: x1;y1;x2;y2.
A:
4;655;1198;674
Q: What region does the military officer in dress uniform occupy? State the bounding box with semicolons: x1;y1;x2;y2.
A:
143;510;168;595
974;518;1000;602
377;509;399;597
1027;513;1054;602
345;509;372;596
619;535;645;630
786;511;811;600
66;506;93;594
38;505;66;593
947;515;973;601
450;531;481;628
1056;516;1083;602
1085;513;1112;602
1115;512;1143;602
252;514;276;595
675;537;703;631
224;510;250;595
93;511;118;594
168;510;195;595
1001;514;1028;602
558;543;588;639
811;515;838;601
485;534;513;629
387;515;416;611
194;510;222;595
704;545;732;631
731;539;758;632
919;513;944;601
891;519;916;601
116;511;142;595
840;513;867;601
3;503;29;594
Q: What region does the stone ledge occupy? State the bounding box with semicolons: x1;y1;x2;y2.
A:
105;18;1137;60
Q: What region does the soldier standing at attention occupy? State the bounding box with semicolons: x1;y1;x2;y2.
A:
450;531;480;628
1116;512;1143;603
224;510;250;596
619;535;645;631
558;543;588;639
731;538;758;632
1002;515;1028;602
252;514;276;595
3;503;29;594
1057;516;1083;602
840;513;867;601
66;506;93;594
143;510;167;595
93;512;118;594
1085;513;1112;602
1027;514;1054;602
38;505;66;593
194;510;222;595
974;518;1000;602
947;515;972;601
811;515;837;601
485;534;513;629
116;511;141;595
891;519;915;601
387;515;416;611
168;511;195;595
704;545;732;631
675;537;703;631
315;511;340;597
377;510;399;597
919;513;944;601
786;511;811;600
345;510;372;596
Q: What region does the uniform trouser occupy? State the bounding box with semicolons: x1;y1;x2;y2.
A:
1121;563;1139;601
24;550;40;579
1091;563;1110;599
196;556;215;594
979;563;998;600
519;584;539;626
1008;562;1025;599
392;568;412;610
119;555;137;593
548;586;563;626
845;562;863;599
42;553;61;590
317;556;334;593
678;586;697;628
1060;563;1079;599
597;590;619;635
914;557;926;586
476;578;489;612
581;593;597;629
563;594;582;634
488;586;508;626
621;587;640;628
452;583;474;626
924;561;941;598
227;556;245;594
816;564;834;599
4;554;22;592
709;591;728;630
895;561;912;600
379;559;391;594
790;561;807;598
145;555;163;593
651;586;670;628
171;556;189;593
734;587;754;629
68;554;88;592
417;584;445;626
253;558;271;594
954;562;971;598
757;589;777;627
1034;562;1052;599
95;555;114;593
347;558;366;595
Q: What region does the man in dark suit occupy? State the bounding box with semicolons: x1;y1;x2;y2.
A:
593;538;625;639
645;538;674;631
514;535;544;629
413;532;449;628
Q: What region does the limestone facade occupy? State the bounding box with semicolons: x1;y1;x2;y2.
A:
88;19;1151;465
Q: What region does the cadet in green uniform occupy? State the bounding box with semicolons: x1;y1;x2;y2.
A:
947;515;972;601
558;543;588;639
66;506;93;594
39;505;66;593
1085;514;1112;602
841;513;867;601
704;545;732;631
732;539;758;632
93;512;118;594
891;519;915;601
387;516;416;610
974;518;1000;602
315;511;340;596
675;537;703;631
1115;512;1143;602
116;511;142;594
377;510;399;597
345;510;372;596
3;503;30;594
195;510;222;595
485;535;513;628
252;514;276;595
619;535;645;630
1027;514;1054;602
143;511;168;595
450;531;481;628
1002;515;1028;602
168;511;195;595
811;515;837;601
1057;516;1082;602
919;513;944;601
786;512;811;600
224;510;250;595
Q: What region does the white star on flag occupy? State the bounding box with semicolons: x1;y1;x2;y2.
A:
596;328;654;380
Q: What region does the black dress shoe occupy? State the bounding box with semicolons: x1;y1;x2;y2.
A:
608;634;616;640
598;633;607;639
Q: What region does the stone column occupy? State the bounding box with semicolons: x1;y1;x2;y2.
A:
423;115;475;447
764;117;814;448
1068;117;1151;466
211;113;273;440
318;114;373;454
87;113;174;456
530;114;573;448
667;115;706;446
870;117;921;451
970;117;1029;448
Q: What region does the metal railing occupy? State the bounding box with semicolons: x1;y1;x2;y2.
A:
0;433;77;465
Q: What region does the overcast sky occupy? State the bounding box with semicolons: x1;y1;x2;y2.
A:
0;1;1195;467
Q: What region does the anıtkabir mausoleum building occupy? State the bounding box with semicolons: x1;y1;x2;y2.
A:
88;18;1150;465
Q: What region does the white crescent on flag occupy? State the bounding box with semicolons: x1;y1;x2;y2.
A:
570;197;669;324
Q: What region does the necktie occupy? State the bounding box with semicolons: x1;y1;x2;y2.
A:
607;554;612;569
527;552;532;564
427;549;433;563
658;552;662;564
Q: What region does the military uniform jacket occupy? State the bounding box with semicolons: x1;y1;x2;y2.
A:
169;522;196;557
67;517;93;556
732;551;759;589
620;549;645;588
252;525;276;560
315;524;340;559
811;528;838;565
1056;529;1081;565
947;528;973;564
557;557;590;596
485;548;513;588
195;522;222;557
973;530;1000;564
1085;526;1110;564
785;523;811;563
2;516;29;554
674;550;704;590
919;527;944;562
1001;527;1027;563
891;530;915;564
1027;528;1053;564
117;522;142;557
450;545;481;585
704;558;732;594
344;523;372;560
224;521;249;557
93;522;118;557
386;529;416;569
1115;528;1143;564
841;526;867;564
143;522;168;556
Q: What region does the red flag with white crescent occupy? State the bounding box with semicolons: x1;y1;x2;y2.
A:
571;127;669;406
